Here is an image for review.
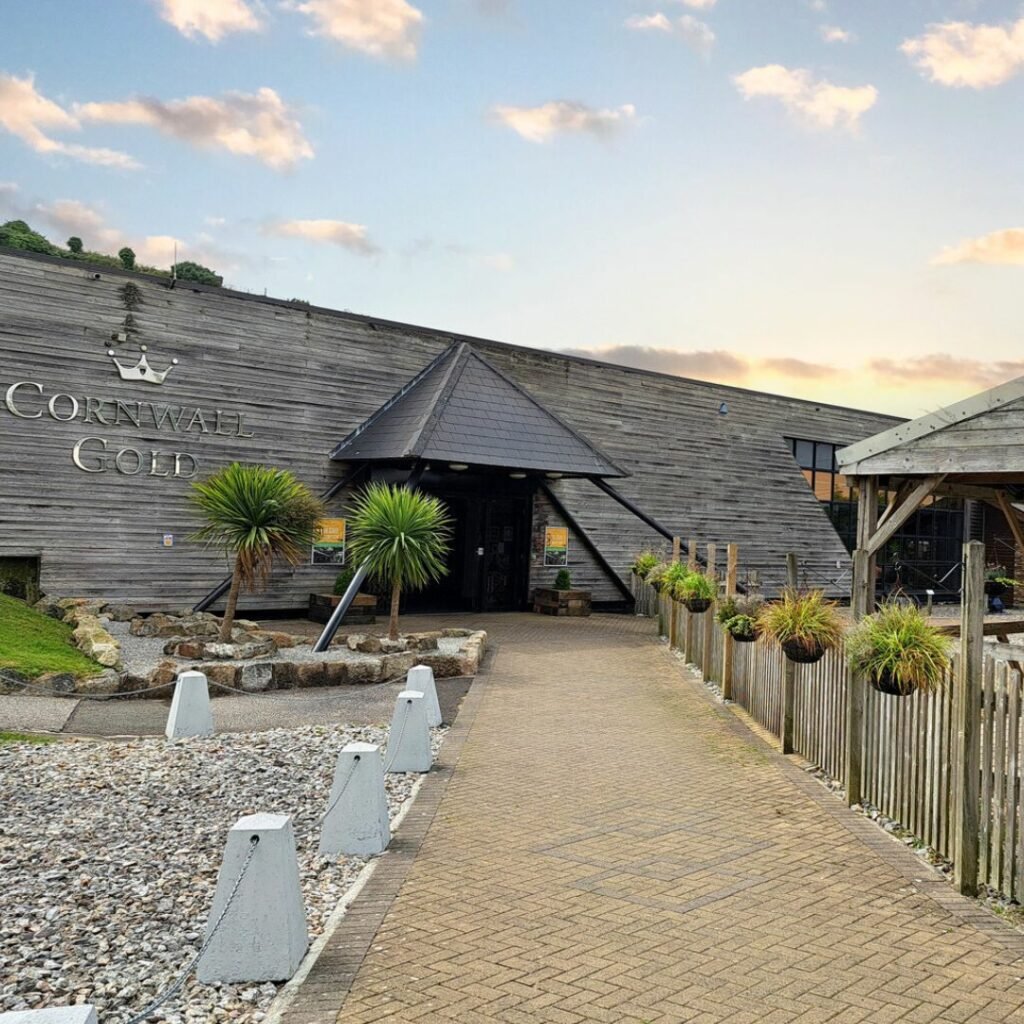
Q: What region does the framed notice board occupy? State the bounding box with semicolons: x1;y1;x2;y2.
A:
312;518;347;565
543;526;569;567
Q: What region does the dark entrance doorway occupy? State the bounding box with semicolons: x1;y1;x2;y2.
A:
401;470;534;613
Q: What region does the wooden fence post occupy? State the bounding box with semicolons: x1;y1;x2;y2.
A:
781;553;799;754
672;536;681;564
846;476;878;807
955;540;985;897
702;543;717;681
684;538;698;660
721;543;738;701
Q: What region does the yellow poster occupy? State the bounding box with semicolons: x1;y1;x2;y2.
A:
312;518;347;564
544;526;569;567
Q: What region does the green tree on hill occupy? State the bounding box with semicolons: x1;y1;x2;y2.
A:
0;220;57;254
173;260;223;287
67;236;83;253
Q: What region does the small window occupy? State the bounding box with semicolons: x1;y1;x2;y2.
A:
814;443;834;472
794;440;814;468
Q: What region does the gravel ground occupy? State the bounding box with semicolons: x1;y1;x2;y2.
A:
1;723;446;1023
111;620;468;677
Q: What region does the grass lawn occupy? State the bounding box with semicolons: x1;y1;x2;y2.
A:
0;731;57;744
0;593;104;679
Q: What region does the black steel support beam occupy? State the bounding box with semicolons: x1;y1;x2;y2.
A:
540;483;635;606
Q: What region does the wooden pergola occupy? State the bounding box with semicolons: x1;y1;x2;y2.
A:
835;375;1024;817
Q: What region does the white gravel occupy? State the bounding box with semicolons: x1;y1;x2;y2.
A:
0;723;446;1023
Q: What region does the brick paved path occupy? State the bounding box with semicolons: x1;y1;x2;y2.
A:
282;613;1024;1024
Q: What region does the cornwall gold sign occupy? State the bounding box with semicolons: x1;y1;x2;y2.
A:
312;518;347;565
543;526;569;567
2;345;256;480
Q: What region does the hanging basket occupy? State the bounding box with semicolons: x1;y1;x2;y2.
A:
730;628;758;643
985;580;1008;598
869;670;914;698
684;597;713;613
781;638;827;664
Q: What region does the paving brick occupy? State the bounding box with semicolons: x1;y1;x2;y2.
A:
277;613;1024;1023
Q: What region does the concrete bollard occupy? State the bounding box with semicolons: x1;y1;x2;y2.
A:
384;690;432;773
165;670;214;739
197;813;309;984
318;742;390;859
407;664;442;726
0;1009;98;1024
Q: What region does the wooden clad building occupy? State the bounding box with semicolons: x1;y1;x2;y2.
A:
0;247;902;612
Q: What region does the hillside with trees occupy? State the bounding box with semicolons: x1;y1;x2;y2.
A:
0;220;223;286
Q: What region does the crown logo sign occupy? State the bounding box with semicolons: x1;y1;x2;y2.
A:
107;344;179;386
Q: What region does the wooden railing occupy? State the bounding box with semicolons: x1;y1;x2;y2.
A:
633;573;1024;904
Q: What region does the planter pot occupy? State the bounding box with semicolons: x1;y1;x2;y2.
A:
730;630;758;644
533;588;592;617
985;580;1008;598
869;670;914;698
781;638;827;664
307;591;378;625
683;598;713;613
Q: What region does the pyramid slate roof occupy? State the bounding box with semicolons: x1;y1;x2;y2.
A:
329;342;626;478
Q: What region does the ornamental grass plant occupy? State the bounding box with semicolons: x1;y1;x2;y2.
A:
845;601;952;697
631;551;659;578
758;588;844;661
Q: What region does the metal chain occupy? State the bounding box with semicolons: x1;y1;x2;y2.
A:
120;834;260;1024
382;702;411;772
319;754;361;823
5;677;182;700
204;679;386;704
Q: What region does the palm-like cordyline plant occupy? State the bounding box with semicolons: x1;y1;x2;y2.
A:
347;482;452;641
191;463;326;642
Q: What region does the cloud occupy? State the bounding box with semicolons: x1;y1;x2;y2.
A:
284;0;424;60
678;0;717;8
0;73;139;169
266;218;379;254
491;101;637;143
821;25;853;44
902;18;1024;89
154;0;262;41
931;228;1024;266
733;64;878;130
626;13;672;33
760;357;837;380
76;87;313;170
626;13;714;53
869;356;1024;390
559;345;749;380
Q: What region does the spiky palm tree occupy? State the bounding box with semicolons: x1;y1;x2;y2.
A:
191;463;326;642
347;482;452;641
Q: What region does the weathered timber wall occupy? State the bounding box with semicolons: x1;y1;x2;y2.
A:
0;248;899;610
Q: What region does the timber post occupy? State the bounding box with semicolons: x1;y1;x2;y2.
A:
702;543;717;681
721;543;739;701
672;536;681;563
781;553;799;754
955;540;985;897
684;537;698;661
668;536;681;648
846;476;879;806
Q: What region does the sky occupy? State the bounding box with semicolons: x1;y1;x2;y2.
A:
1;0;1023;417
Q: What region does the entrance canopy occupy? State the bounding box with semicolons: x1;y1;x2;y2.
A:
330;342;626;479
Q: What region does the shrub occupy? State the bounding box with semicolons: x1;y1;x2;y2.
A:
67;236;83;253
631;551;659;578
553;569;572;591
758;589;844;659
190;463;326;641
846;602;951;696
347;483;452;641
174;260;223;287
717;595;764;639
675;570;716;602
333;566;356;596
0;219;57;254
118;247;136;270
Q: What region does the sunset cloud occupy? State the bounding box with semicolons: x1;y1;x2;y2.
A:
733;64;877;130
0;73;139;169
284;0;424;60
266;218;379;254
931;228;1024;266
869;355;1024;390
902;18;1024;89
559;345;749;381
76;87;313;170
154;0;262;42
492;101;637;143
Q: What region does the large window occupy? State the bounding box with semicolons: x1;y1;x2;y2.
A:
786;437;964;601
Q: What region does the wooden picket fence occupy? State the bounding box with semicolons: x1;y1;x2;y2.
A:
634;574;1024;904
